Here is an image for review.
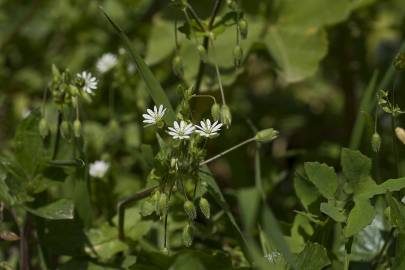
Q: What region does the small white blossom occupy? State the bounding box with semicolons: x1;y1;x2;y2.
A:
167;120;195;140
142;105;166;125
195;119;223;138
96;53;118;73
77;71;98;94
402;196;405;205
89;160;110;178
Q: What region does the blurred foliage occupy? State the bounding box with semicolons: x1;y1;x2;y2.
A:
1;0;405;269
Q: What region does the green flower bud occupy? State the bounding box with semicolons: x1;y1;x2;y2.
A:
239;19;248;39
159;193;168;216
60;121;70;139
211;103;221;121
197;45;207;62
199;197;210;219
394;52;405;71
233;45;243;67
220;105;232;128
226;0;237;9
39;118;49;138
73;119;81;138
255;128;279;143
184;200;196;220
182;224;193;247
152;191;161;213
141;200;155;216
172;55;184;77
371;132;381;153
395;127;405;145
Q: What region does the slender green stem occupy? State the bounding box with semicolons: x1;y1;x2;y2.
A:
391;73;400;177
185;4;206;32
210;41;226;104
200;137;256;166
191;94;217;104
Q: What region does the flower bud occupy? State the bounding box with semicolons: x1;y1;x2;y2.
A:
182;224;193;247
371;132;381;153
141;200;154;216
394;52;405;71
239;19;248;39
39;118;49;138
255;128;279;143
199;197;210;219
172;55;184;77
60;120;70;139
159;193;168;216
395;127;405;145
211;103;221;121
152;190;161;213
197;45;207;62
233;45;243;67
220;105;232;128
73;119;81;138
184;200;196;220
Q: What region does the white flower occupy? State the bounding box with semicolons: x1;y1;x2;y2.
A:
77;71;98;94
142;105;166;125
195;119;223;138
402;196;405;205
96;53;118;73
89;160;110;178
167;120;195;140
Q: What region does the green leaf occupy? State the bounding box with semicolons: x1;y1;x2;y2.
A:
344;199;375;237
146;17;175;65
294;171;320;210
0;168;15;206
26;198;74;220
101;8;175;124
387;194;405;233
263;0;352;83
237;187;260;230
14;110;47;177
341;148;371;184
320;201;346;222
295;242;331;270
262;206;298;270
304;162;338;199
169;253;205;270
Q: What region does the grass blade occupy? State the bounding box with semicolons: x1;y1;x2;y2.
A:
101;7;176;124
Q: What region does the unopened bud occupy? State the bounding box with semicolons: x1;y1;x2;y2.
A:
141;200;154;216
371;132;381;152
182;224;193;247
197;45;207;62
152;191;161;213
255;128;279;143
184;200;196;220
172;55;184;77
211;103;221;121
395;127;405;145
60;121;70;139
394;52;405;71
73;119;81;138
39;118;49;138
159;193;168;216
239;19;248;39
220;105;232;128
233;45;243;67
199;197;210;219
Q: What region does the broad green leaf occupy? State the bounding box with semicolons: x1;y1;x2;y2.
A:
304;162;338;199
146;17;175;65
26;198;74;220
14;110;47;177
341;148;371;184
101;9;176;124
112;206;153;241
262;206;298;270
353;176;405;199
86;223;128;261
290;215;314;253
169;253;205;270
295;242;331;270
294;172;320;210
344;199;375;237
263;0;352;83
0;168;15;206
320;201;346;223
